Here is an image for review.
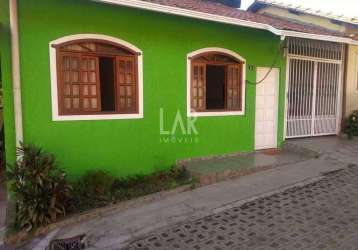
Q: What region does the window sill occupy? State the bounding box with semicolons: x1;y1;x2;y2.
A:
52;113;143;121
188;111;245;117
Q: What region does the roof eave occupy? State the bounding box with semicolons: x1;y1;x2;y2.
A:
282;30;358;45
93;0;358;45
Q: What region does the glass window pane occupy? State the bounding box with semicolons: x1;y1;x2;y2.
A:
89;72;96;83
198;88;203;97
192;99;197;109
64;71;70;83
71;72;79;83
194;67;198;78
83;85;89;96
200;67;204;77
64;84;71;96
228;99;233;108
83;98;89;109
63;57;70;70
120;98;126;107
119;61;125;72
119;74;125;84
199;99;204;108
72;85;80;96
89;59;96;71
70;58;79;70
82;72;88;83
126;61;133;72
81;59;88;70
90;85;97;95
91;98;97;109
126;86;132;96
193;87;197;97
126;73;132;84
120;86;125;97
127;98;132;108
72;98;80;109
193;79;197;87
64;98;71;110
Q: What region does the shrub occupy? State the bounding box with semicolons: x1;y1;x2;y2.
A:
6;144;72;231
344;110;358;138
70;170;115;212
111;166;191;201
70;166;192;212
74;170;114;197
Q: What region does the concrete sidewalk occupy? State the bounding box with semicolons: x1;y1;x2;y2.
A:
24;152;350;250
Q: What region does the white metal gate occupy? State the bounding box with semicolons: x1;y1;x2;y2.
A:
285;38;344;138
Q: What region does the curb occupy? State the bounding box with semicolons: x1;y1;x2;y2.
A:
5;184;193;247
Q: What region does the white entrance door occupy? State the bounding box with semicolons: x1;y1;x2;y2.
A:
255;67;279;150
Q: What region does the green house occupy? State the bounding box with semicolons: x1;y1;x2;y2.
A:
0;0;355;179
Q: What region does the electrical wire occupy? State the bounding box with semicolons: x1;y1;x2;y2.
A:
246;40;286;85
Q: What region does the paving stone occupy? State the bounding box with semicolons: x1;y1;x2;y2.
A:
17;137;358;250
122;165;358;250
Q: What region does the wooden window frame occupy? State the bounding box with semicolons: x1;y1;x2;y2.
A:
49;34;143;121
187;48;246;117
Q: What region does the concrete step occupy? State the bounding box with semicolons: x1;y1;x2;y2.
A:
179;149;312;186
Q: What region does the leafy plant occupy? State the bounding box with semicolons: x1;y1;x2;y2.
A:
344;110;358;139
69;170;115;212
111;166;191;201
6;144;72;231
74;170;114;198
69;166;192;213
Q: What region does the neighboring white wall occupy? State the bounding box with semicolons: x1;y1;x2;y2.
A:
257;6;346;33
345;45;358;116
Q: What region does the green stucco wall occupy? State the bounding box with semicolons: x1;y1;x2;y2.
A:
3;0;286;178
0;0;17;166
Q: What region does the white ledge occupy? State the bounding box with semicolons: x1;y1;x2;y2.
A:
52;113;144;121
188;111;245;117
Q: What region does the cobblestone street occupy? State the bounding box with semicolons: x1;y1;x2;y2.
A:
123;165;358;250
19;138;358;250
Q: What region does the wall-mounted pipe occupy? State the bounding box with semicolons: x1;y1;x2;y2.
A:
9;0;23;148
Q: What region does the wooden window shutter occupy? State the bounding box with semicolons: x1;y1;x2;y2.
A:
80;56;101;112
227;64;241;111
191;63;206;111
116;56;137;113
59;53;101;114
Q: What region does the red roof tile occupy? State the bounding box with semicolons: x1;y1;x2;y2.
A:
141;0;347;37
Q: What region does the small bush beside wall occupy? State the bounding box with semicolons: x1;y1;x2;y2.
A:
6;144;72;231
7;144;193;231
344;110;358;138
70;171;115;212
69;167;192;213
111;167;191;201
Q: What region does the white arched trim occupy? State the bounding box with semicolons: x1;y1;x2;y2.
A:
186;47;246;117
49;34;144;121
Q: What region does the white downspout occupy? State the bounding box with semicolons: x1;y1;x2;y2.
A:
9;0;23;147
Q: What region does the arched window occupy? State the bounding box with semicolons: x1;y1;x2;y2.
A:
50;34;143;121
187;48;246;117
